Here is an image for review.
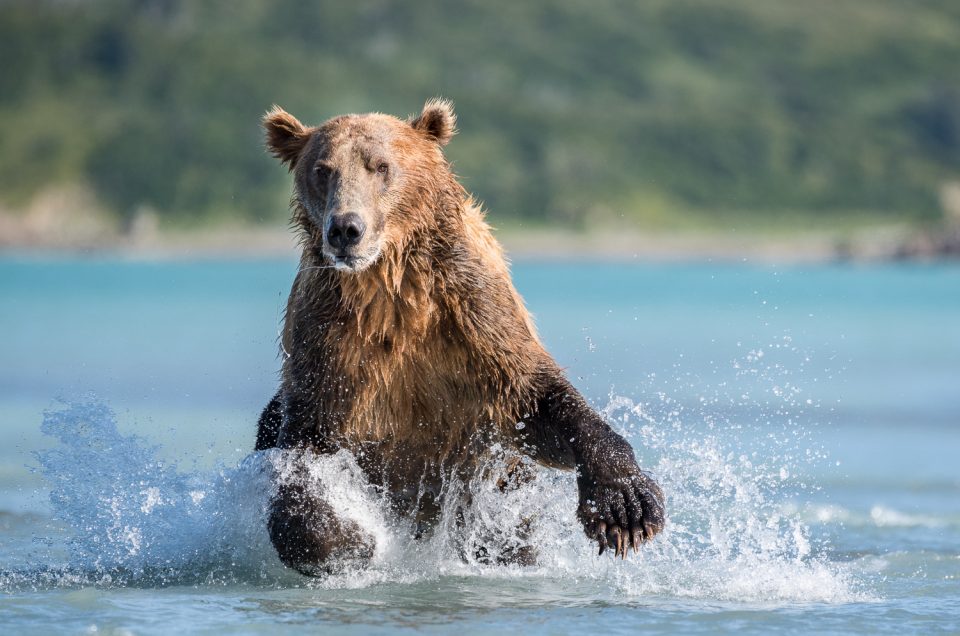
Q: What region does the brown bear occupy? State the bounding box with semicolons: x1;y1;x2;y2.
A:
256;99;665;575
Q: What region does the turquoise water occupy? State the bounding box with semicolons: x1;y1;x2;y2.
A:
1;256;958;634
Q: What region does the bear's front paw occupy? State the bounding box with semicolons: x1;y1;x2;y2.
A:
576;465;665;558
268;484;375;576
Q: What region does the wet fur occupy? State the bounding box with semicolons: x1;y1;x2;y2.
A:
258;101;665;574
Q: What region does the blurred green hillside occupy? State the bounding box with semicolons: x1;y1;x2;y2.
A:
2;0;960;232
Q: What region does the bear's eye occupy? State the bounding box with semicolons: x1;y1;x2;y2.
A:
314;163;330;179
376;162;389;175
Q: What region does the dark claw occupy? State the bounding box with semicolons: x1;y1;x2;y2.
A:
597;521;608;555
643;520;657;541
631;528;643;552
610;525;622;558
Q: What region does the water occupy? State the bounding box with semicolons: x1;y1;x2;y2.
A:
1;256;958;633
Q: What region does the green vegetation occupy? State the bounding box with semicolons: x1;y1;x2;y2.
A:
2;0;959;231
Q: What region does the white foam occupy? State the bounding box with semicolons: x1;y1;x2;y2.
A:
5;396;867;604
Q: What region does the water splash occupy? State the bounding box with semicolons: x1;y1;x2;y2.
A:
19;399;284;587
4;395;865;602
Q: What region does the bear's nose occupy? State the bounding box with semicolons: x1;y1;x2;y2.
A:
327;213;366;251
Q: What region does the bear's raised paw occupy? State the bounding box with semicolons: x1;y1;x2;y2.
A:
576;466;665;559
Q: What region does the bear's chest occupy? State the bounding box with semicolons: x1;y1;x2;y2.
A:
333;332;515;492
339;331;500;442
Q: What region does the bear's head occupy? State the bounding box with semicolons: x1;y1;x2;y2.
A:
264;99;458;273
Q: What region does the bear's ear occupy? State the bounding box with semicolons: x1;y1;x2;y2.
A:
263;106;311;170
411;98;457;146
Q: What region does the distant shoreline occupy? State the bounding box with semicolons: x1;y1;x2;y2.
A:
1;211;958;263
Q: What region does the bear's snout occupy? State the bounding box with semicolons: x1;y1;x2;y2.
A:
326;213;367;252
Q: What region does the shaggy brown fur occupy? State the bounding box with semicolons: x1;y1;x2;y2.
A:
257;100;665;575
